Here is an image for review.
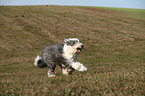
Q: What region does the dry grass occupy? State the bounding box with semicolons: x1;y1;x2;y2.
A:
0;5;145;95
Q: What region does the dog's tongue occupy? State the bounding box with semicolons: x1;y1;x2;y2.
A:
77;50;81;53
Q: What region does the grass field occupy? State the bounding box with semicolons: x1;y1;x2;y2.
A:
74;6;145;21
0;5;145;95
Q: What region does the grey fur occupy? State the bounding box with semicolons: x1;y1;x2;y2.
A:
37;43;71;70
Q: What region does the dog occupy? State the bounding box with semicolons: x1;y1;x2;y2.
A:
34;38;88;77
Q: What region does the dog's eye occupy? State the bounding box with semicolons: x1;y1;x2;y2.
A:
75;40;79;43
68;41;75;46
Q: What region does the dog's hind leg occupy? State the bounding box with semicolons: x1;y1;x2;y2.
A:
47;69;55;77
67;68;75;75
47;64;56;77
61;68;68;75
61;67;75;75
59;64;74;75
61;68;69;75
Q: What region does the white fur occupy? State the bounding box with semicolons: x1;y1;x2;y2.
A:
62;44;76;61
62;42;82;61
67;38;81;43
71;62;88;71
62;68;69;75
34;55;41;66
73;43;83;49
64;38;83;49
62;43;88;72
62;68;74;75
48;71;55;77
65;38;80;43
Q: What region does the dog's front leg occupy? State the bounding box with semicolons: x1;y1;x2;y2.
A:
72;54;87;71
71;62;88;71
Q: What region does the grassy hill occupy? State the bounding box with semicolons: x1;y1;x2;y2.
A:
0;5;145;95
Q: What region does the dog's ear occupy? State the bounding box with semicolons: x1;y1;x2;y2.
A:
64;38;69;43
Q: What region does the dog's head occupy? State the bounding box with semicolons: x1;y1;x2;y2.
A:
64;38;84;53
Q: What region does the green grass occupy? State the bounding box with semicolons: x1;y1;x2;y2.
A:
70;6;145;20
0;5;145;95
102;7;145;21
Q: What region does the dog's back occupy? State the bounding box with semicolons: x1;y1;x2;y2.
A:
34;43;65;68
42;43;64;55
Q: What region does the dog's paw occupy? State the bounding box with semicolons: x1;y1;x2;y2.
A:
78;64;88;71
48;74;55;77
80;65;88;71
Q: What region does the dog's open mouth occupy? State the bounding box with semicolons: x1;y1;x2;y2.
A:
76;47;82;53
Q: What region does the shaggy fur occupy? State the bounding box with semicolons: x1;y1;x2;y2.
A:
34;38;87;77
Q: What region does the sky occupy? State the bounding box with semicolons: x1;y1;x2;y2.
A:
0;0;145;9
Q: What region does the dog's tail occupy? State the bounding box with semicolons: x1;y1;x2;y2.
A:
34;56;47;68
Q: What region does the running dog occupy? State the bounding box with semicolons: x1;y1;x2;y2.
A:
34;38;88;77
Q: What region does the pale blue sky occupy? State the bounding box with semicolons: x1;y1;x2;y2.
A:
0;0;145;9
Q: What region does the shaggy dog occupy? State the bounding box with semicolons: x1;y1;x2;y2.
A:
34;38;87;77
